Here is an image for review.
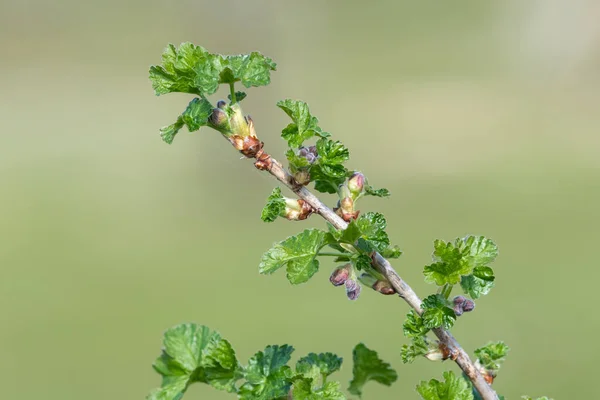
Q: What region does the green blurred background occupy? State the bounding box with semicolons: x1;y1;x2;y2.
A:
2;0;599;398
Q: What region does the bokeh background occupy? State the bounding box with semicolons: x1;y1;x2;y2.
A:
2;0;599;398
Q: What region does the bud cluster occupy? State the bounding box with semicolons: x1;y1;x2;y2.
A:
334;172;365;222
330;264;361;300
291;146;318;185
452;295;475;316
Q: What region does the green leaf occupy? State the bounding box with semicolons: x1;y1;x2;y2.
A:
236;52;277;88
416;371;473;400
348;343;397;397
292;379;345;400
276;99;323;148
403;310;430;338
202;337;242;392
380;245;402;259
521;397;553;400
474;342;509;372
261;187;286;223
401;336;429;364
240;345;294;400
149;43;221;96
460;266;495;299
163;324;218;372
259;229;326;284
355;212;390;253
159;98;213;144
159;117;185;144
424;236;498;287
228;91;247;102
146;375;188;400
181;98;213;132
421;295;456;330
365;185;390;197
296;353;343;378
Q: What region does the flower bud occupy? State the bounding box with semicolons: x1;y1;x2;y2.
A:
453;295;467;305
297;146;318;164
283;198;313;221
293;169;311;186
334;197;359;222
348;172;365;198
424;348;445;361
345;279;361;300
330;264;352;286
453;304;464;316
372;280;395;295
209;108;230;131
216;100;227;109
462;299;475;312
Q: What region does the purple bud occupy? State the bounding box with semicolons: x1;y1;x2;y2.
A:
348;172;365;196
453;295;467;305
209;108;229;129
216;100;227;109
330;264;351;286
453;304;464;316
345;279;361;301
297;146;318;164
463;299;475;312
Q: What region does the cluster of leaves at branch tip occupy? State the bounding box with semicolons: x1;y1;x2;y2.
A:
147;323;397;400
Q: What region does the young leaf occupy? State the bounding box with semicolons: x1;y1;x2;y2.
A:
146;375;188;400
457;236;498;268
239;345;294;400
163;324;218;372
292;379;345;400
259;229;326;284
227;52;277;88
354;212;390;253
460;266;495;299
365;185;390;198
228;91;247;102
416;371;473;400
261;187;286;223
296;353;343;378
474;342;509;372
159;98;213;144
150;43;221;96
348;343;398;397
421;295;456;330
403;310;430;338
276;99;326;148
380;245;402;259
400;336;429;364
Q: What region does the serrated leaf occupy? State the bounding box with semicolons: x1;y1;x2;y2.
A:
240;345;294;400
149;43;220;96
355;212;390;252
163;324;218;372
457;236;498;268
460;266;495;299
261;187;286;223
292;379;346;400
365;185;390;197
421;295;456;330
203;337;242;392
277;99;323;148
159;118;184;144
238;52;277;88
380;245;402;259
416;371;473;400
181;98;213;132
259;229;326;284
228;91;247;102
146;375;188;400
296;353;343;378
403;310;430;338
474;342;509;372
401;336;429;364
348;343;397;397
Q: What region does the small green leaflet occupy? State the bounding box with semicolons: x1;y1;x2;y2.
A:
416;371;474;400
261;187;286;223
474;342;509;372
421;295;456;330
292;379;345;400
228;91;247;102
403;310;429;338
365;185;390;197
147;324;241;400
354;212;390;253
348;343;398;397
150;43;276;97
296;353;343;378
401;336;429;364
259;229;326;284
460;266;495;299
159;97;213;144
423;236;498;287
276;99;330;148
239;345;295;400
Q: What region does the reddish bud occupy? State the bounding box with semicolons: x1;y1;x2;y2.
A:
348;172;365;197
209;108;229;131
330;264;351;286
293;169;311;186
453;305;464;316
453;295;467;305
372;280;395;295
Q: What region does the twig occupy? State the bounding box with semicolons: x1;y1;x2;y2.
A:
257;154;499;400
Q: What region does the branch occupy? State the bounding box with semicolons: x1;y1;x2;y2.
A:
254;153;499;400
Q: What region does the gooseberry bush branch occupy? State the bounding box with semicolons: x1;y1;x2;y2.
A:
147;43;551;400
